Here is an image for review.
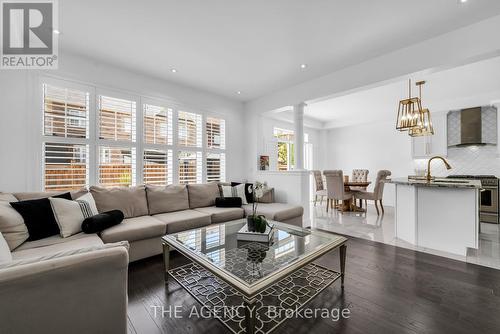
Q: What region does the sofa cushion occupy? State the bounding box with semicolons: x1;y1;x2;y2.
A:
4;241;128;268
10;192;72;241
221;184;248;205
12;233;103;260
187;183;220;208
0;232;12;263
49;194;100;238
0;199;29;250
153;210;211;234
242;203;303;222
100;215;166;243
82;210;124;234
194;206;244;224
146;184;189;215
13;189;88;201
90;185;148;218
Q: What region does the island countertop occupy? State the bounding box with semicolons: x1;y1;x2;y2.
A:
388;177;482;189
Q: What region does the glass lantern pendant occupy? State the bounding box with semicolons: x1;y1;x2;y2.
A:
396;79;424;131
409;81;434;137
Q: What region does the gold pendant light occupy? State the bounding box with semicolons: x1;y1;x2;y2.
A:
396;79;424;131
409;81;434;137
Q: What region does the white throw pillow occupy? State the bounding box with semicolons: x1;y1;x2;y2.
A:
0;232;12;263
76;192;99;216
49;193;99;238
221;184;248;205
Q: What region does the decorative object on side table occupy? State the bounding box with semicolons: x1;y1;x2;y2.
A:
259;155;270;170
246;181;269;232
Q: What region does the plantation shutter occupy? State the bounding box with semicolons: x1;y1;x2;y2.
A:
99;95;136;142
178;151;202;184
143;104;172;145
143;149;173;185
44;143;89;191
98;146;136;187
43;84;89;139
178;111;202;147
206;152;225;182
206;117;225;149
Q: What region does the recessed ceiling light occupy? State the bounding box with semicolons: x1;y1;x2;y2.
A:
171;68;177;73
237;91;242;95
458;0;468;4
300;64;307;69
53;29;60;34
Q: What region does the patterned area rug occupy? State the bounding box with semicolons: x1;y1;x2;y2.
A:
169;262;341;334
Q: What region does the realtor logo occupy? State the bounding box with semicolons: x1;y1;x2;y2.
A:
1;0;58;69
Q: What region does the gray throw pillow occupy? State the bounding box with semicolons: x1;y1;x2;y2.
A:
0;197;29;250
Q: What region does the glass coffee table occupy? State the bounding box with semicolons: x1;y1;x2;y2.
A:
162;219;347;334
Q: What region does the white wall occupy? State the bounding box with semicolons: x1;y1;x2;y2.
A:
0;52;245;192
326;120;414;206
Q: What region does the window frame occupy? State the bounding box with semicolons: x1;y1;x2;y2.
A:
37;76;228;190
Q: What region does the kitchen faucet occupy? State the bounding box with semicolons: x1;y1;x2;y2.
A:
426;156;452;181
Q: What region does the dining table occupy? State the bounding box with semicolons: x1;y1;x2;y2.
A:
339;181;372;212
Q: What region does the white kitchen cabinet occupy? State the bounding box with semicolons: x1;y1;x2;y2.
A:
411;112;447;158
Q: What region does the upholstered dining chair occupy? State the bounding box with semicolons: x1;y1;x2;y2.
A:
312;170;327;206
354;170;391;215
323;170;354;213
351;169;369;206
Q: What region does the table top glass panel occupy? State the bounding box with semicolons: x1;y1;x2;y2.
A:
163;219;346;287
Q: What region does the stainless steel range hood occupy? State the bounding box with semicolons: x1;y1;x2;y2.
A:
447;106;498;147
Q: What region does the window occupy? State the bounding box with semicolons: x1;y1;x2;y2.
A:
44;143;89;191
143;149;172;185
43;84;89;138
206;117;225;149
42;84;90;191
273;128;310;171
206;152;225;182
98;146;136;187
144;104;172;145
40;80;230;190
99;95;136;142
178;151;202;184
274;128;295;171
178;111;202;148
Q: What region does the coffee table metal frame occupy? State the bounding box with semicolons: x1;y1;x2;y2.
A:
162;220;347;334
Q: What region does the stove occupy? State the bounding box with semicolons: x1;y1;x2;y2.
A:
447;175;499;224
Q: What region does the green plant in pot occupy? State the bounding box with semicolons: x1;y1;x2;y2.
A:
246;181;269;232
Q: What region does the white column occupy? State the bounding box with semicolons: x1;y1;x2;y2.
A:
293;102;306;170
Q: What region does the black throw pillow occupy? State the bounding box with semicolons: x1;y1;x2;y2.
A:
215;197;242;208
10;192;72;241
231;182;254;203
82;210;124;234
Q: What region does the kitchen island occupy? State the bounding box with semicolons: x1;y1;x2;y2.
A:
390;177;481;256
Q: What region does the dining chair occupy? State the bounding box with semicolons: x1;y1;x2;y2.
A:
354;170;391;215
351;169;369;206
323;170;354;213
312;170;327;206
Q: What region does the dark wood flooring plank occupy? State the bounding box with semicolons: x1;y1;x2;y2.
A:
128;236;500;334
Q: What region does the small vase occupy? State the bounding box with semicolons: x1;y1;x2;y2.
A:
255;218;267;233
247;215;256;232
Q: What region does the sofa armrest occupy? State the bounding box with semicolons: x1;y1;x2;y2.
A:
0;246;129;334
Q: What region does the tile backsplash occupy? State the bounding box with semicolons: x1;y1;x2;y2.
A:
414;145;500;177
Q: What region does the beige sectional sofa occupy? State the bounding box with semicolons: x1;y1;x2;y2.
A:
0;182;303;334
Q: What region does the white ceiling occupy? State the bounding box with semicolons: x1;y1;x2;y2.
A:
306;56;500;128
59;0;500;101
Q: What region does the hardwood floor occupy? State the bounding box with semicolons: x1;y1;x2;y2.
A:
128;236;500;334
